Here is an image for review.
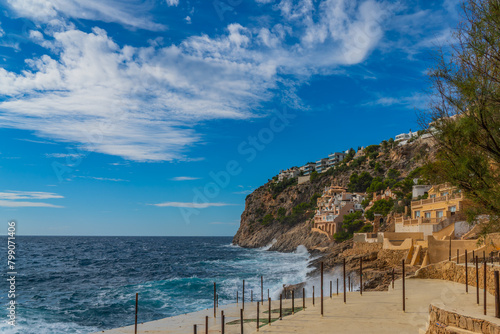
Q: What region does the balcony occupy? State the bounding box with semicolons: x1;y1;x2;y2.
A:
411;193;463;208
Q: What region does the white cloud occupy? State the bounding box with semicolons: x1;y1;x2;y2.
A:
0;200;63;208
46;153;84;158
0;191;64;208
6;0;166;31
0;191;63;200
185;16;191;24
151;202;235;208
0;0;397;162
77;176;128;182
0;21;4;37
166;0;179;6
170;176;200;181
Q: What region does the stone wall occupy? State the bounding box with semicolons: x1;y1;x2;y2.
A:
414;261;498;295
426;304;500;333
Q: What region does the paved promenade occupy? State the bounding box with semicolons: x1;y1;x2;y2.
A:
96;278;500;334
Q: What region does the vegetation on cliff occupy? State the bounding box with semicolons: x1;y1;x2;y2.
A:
421;0;500;235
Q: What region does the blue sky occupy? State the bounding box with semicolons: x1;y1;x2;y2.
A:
0;0;460;236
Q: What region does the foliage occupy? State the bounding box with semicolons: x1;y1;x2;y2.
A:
350;156;367;168
260;213;274;226
347;171;373;192
365;199;394;221
269;177;297;199
421;0;500;231
358;224;374;233
309;171;319;182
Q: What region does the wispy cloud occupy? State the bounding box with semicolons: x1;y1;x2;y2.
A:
363;93;429;109
17;138;57;145
6;0;166;31
170;176;200;181
0;0;396;162
0;191;63;200
0;200;63;208
151;202;236;208
0;190;64;208
76;176;129;182
233;190;253;195
45;153;84;158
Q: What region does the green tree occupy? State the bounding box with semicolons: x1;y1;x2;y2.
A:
421;0;500;233
365;199;394;221
347;171;373;192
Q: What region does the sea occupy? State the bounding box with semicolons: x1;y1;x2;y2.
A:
0;236;316;333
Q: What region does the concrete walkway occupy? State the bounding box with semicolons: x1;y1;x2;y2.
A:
95;278;500;334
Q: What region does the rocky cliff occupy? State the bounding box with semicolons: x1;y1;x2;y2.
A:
232;136;437;252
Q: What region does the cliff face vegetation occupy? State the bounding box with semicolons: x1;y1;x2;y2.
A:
232;136;437;252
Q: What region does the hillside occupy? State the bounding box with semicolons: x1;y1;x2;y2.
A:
232;135;437;252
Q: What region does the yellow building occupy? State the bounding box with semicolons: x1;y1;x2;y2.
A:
394;184;467;236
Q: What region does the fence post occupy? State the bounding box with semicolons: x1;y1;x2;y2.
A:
392;268;395;289
348;276;351;292
292;290;295;314
135;293;138;334
465;250;468;293
257;301;259;332
205;316;208;334
321;262;324;316
221;310;225;334
240;308;244;334
279;294;282;320
313;286;315;306
457;249;459;264
343;258;346;304
330;280;332;298
476;256;480;305
484;259;487;315
337;278;338;296
243;280;245;310
360;257;363;295
495;271;500;318
194;324;197;334
214;283;216;318
268;298;271;326
302;287;305;309
449;237;451;261
402;259;405;312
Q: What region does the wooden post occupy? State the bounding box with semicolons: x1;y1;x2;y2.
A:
330;280;332;298
292;290;295;314
313;286;315;306
135;293;138;334
457;249;459;264
348;276;351;292
484;259;487;315
360;257;363;295
279;294;282;320
402;259;406;312
465;250;468;293
214;283;217;318
336;278;338;296
268;298;271;326
256;302;259;332
321;262;324;316
495;271;500;318
476;256;480;305
240;308;244;334
261;276;263;306
194;324;197;334
221;310;225;334
205;316;208;334
392;268;395;289
302;287;305;309
243;280;245;310
343;258;346;304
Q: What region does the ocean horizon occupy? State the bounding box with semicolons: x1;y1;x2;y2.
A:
0;236;315;334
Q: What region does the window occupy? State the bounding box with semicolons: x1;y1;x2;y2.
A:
437;211;443;218
449;206;456;213
415;211;420;218
430;194;436;199
424;212;431;218
441;192;449;196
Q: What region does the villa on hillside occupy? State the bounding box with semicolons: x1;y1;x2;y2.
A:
299;163;316;176
394;183;468;237
315;158;329;173
313;185;365;236
327;152;345;168
277;167;300;182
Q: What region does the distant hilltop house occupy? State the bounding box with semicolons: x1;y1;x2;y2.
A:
313;185;365;236
277;152;346;182
277;167;300;182
395;130;418;146
365;187;398;211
